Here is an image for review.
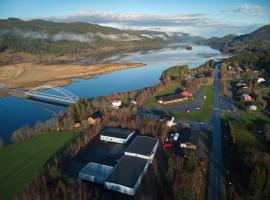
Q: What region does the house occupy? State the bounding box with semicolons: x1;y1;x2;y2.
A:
244;102;257;111
157;93;188;104
180;131;199;150
73;123;80;129
242;94;252;102
87;111;102;125
166;117;176;127
236;82;246;87
157;91;192;104
112;99;121;108
181;91;192;98
258;77;265;83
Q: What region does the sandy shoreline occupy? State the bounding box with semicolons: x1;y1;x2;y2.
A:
0;62;145;89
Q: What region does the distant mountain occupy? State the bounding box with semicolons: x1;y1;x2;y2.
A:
0;18;200;54
196;24;270;53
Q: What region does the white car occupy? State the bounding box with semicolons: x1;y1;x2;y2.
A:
174;133;179;141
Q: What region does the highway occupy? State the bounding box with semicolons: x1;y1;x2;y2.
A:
208;64;223;200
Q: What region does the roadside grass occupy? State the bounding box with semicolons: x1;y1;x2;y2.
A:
222;112;270;152
0;132;78;200
144;83;181;107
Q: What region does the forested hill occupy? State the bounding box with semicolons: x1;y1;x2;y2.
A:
196;24;270;53
0;18;201;55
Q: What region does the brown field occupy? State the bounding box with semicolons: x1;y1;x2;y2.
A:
0;62;145;89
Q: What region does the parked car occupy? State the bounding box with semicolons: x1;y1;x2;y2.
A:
174;133;179;141
163;143;172;148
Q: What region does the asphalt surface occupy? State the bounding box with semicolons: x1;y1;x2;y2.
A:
144;87;205;112
208;64;223;200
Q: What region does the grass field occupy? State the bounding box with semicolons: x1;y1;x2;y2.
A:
0;132;77;200
145;85;214;122
222;112;270;151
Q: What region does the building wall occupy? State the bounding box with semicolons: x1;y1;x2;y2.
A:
100;131;135;144
158;97;188;104
104;182;136;196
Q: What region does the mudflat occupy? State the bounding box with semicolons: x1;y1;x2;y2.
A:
0;62;144;89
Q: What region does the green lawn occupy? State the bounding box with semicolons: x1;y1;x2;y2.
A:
0;132;77;200
144;84;181;107
145;85;214;122
171;85;214;122
222;112;270;151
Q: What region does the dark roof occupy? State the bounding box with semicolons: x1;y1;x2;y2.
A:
180;131;199;146
157;93;186;102
125;136;158;156
91;111;103;119
106;155;148;188
101;127;134;139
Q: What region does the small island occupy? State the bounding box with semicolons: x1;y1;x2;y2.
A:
185;46;192;50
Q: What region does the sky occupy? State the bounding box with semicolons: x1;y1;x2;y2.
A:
0;0;270;38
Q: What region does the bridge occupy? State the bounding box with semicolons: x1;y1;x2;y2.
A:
25;85;79;105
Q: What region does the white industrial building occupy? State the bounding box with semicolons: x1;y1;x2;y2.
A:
100;127;135;144
79;134;159;196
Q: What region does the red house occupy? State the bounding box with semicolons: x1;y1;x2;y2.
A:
181;91;192;98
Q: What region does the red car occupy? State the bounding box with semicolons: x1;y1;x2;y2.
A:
163;143;172;148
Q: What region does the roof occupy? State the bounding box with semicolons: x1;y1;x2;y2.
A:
106;155;149;188
181;91;192;97
79;162;113;182
125;136;158;157
157;93;186;102
91;111;103;119
180;131;199;146
101;127;135;139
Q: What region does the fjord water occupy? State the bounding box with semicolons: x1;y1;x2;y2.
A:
0;44;226;143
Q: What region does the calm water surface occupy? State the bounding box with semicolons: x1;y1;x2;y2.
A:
0;44;228;143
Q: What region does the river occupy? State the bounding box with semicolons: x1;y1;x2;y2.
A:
0;44;228;143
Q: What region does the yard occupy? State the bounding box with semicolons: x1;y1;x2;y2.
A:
145;85;214;122
0;132;77;200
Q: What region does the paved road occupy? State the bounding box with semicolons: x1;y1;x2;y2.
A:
208;64;223;200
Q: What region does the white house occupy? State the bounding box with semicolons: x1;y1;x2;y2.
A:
258;77;265;83
112;99;121;108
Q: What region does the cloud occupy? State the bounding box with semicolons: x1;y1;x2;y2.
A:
40;9;269;38
223;3;267;16
0;28;146;43
45;11;209;28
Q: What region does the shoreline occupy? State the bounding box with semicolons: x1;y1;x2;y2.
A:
0;62;145;91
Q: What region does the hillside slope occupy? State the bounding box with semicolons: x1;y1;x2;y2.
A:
0;18;202;65
196;24;270;53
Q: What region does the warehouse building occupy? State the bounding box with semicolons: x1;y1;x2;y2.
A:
124;136;159;161
104;155;150;196
79;134;159;196
100;127;135;144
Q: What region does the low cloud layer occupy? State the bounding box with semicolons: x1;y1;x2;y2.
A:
0;28;171;43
